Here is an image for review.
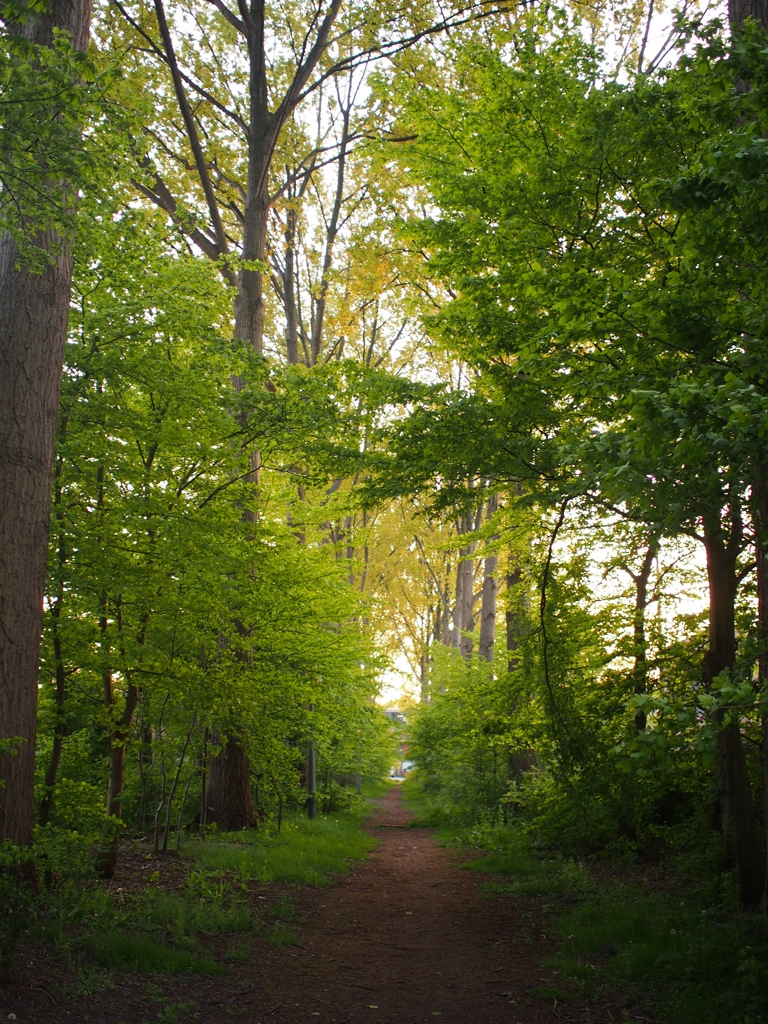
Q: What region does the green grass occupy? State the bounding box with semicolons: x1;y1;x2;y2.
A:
551;890;768;1023
361;777;396;798
446;813;768;1024
89;932;225;975
189;809;377;885
399;773;441;824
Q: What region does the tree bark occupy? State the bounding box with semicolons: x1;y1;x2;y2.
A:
729;0;768;31
702;514;764;907
206;732;254;831
0;0;91;847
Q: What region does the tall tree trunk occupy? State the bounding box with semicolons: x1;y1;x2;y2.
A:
234;180;270;351
283;206;300;364
751;462;768;913
505;565;524;674
37;591;67;829
0;0;91;847
206;732;254;830
624;535;658;731
38;422;69;828
309;100;351;364
478;493;500;662
453;509;480;656
702;514;764;907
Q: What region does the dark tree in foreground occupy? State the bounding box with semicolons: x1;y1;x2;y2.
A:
0;0;92;845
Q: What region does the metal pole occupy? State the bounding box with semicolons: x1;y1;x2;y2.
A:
307;741;317;820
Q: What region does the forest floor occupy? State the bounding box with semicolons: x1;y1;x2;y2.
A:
0;786;647;1024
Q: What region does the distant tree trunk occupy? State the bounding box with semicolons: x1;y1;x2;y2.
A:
478;493;500;662
306;740;317;820
505;564;524;674
702;512;764;908
206;733;254;831
751;463;768;913
39;431;69;829
0;0;91;847
622;535;659;731
453;506;481;656
37;594;67;828
96;598;144;877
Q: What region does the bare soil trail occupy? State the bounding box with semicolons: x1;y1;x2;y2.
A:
260;783;558;1024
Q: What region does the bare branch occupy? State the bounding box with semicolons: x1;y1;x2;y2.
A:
152;0;230;256
202;0;246;36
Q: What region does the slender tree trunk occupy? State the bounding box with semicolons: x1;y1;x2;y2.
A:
96;599;143;877
478;493;500;662
702;515;764;907
310;102;350;364
453;511;478;655
38;428;69;828
627;536;658;731
138;718;153;832
284;207;300;364
505;565;524;674
199;726;209;831
751;462;768;913
307;740;317;820
37;597;67;828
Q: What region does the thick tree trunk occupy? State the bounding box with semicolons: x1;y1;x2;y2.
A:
702;516;764;907
234;115;273;352
206;733;254;831
729;0;768;31
0;0;91;847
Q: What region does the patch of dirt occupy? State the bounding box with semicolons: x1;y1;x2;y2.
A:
0;787;646;1024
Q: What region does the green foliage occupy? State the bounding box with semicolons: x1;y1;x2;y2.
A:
35;195;389;858
0;23;119;267
383;11;768;903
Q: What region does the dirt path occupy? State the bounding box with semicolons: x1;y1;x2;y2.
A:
255;785;557;1024
2;787;580;1024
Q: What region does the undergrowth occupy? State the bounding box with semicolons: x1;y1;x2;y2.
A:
403;773;768;1024
9;802;378;979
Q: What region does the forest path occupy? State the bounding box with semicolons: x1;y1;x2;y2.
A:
0;786;599;1024
257;784;557;1024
